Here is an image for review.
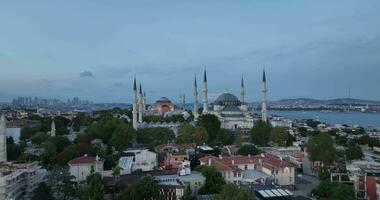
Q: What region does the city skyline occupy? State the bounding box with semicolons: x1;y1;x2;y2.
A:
1;1;380;103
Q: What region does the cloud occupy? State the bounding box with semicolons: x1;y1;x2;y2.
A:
80;70;94;78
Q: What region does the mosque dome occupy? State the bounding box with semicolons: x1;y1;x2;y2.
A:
156;97;171;104
214;93;240;106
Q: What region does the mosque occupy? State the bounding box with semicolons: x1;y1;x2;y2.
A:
131;69;268;131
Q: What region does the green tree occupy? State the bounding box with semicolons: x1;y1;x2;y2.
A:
48;136;71;153
236;145;261;156
250;120;272;146
6;137;24;161
345;141;364;160
57;145;80;165
317;167;330;181
20;125;42;140
31;132;50;145
195;166;225;194
112;165;121;198
215;183;255;200
118;176;160;200
218;129;233;145
235;128;245;147
194;126;209;145
41;141;57;168
306;119;320;129
137;127;175;149
312;181;355;200
197;114;221;142
178;123;195;143
182;184;196;200
306;133;337;164
33;182;54;200
78;167;105;200
109;123;135;150
270;127;288;147
58;175;78;200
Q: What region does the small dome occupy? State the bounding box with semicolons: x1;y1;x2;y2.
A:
156;97;171;103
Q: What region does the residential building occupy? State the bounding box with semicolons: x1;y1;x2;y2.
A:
0;162;48;200
68;155;105;182
199;153;295;189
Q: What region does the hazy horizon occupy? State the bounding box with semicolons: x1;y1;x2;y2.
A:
1;1;380;103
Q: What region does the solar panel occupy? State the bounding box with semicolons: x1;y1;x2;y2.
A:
258;190;270;198
278;189;289;196
271;189;282;197
285;189;293;196
264;190;276;197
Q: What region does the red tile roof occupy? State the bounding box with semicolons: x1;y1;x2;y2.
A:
68;156;105;165
200;153;293;172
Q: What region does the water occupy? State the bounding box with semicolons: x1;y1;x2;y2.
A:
268;110;380;129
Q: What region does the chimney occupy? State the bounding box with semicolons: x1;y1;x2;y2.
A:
84;154;88;157
232;160;235;166
208;158;212;166
248;154;251;157
219;155;223;159
261;153;265;158
259;159;262;164
96;155;99;161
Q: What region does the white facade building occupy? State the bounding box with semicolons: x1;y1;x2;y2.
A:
124;148;157;172
68;155;105;182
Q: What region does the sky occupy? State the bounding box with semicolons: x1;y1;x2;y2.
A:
0;0;380;103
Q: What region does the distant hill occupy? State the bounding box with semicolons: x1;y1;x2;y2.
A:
271;98;380;105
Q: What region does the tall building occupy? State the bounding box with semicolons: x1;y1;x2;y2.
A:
0;115;6;163
194;76;199;121
202;69;208;114
132;77;138;130
261;69;268;122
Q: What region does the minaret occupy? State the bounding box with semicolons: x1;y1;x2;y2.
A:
138;83;143;123
143;91;146;113
179;94;183;110
240;75;245;104
183;94;186;110
50;118;56;137
261;69;268;122
194;76;199;121
202;68;208;113
0;114;7;162
132;77;138;130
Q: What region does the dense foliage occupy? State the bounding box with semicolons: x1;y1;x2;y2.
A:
312;181;356;200
195;166;225;194
250;120;272;146
118;176;160;200
236;145;261;156
214;183;255;200
306;132;337;164
197;114;221;143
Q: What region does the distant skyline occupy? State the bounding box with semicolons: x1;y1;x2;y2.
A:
1;1;380;103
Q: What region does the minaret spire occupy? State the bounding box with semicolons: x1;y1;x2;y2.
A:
143;91;146;113
50;117;56;137
240;75;245;104
202;68;208;113
138;83;143;123
261;68;268;122
0;114;7;162
194;76;199;121
132;76;138;130
183;93;186;110
180;94;183;110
